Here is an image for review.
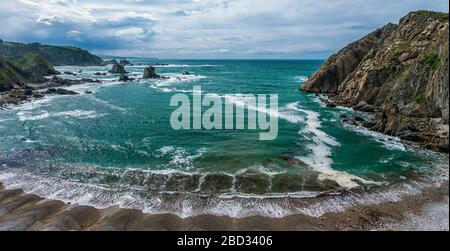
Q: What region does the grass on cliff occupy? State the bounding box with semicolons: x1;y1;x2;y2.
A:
414;10;449;22
415;93;427;104
422;50;440;69
12;53;52;72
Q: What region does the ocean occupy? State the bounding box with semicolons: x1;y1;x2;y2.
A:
0;59;447;218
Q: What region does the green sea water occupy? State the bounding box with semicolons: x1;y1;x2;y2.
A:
0;60;447;217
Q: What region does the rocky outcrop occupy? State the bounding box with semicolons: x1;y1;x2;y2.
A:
119;59;133;66
1;53;58;92
109;64;127;74
301;23;397;93
43;88;79;95
143;66;160;79
119;74;134;82
301;11;449;152
0;57;27;92
0;40;104;66
12;53;59;83
104;59;119;65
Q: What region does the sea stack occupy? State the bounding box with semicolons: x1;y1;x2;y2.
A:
109;63;127;74
143;66;161;79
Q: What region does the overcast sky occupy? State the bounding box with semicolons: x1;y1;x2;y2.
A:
0;0;448;59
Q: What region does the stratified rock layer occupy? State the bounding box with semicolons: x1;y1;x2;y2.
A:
301;11;449;152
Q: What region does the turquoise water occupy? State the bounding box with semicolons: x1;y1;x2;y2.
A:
0;60;446;217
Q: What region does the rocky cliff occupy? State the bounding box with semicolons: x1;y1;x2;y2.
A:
1;53;58;92
0;40;104;66
0;56;27;92
301;11;449;152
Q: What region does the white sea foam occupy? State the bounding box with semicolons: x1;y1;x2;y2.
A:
1;166;447;219
223;95;304;124
287;102;377;188
17;109;103;121
344;123;406;151
153;64;221;68
295;76;309;82
156;146;207;170
144;73;206;93
86;95;128;113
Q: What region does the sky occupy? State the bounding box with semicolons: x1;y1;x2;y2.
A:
0;0;448;59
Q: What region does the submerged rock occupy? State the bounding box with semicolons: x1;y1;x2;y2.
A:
119;74;133;82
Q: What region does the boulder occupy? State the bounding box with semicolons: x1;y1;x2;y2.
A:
24;89;33;96
80;78;101;83
326;102;337;108
437;140;449;153
119;74;134;82
143;66;161;79
354;116;365;122
44;88;79;95
32;92;44;98
354;101;376;112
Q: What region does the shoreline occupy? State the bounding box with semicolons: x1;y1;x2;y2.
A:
0;181;447;231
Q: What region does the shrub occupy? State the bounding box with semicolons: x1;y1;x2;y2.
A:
415;93;426;104
422;50;439;69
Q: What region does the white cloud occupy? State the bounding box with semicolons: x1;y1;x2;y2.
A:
36;15;64;25
115;27;145;38
1;0;448;58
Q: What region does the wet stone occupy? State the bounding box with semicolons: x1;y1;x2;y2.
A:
235;174;271;194
200;173;233;193
302;176;340;191
165;173;201;192
271;173;304;193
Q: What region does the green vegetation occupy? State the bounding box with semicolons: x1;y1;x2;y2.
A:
0;56;25;92
396;42;412;54
62;46;83;51
413;10;449;23
328;53;338;63
1;41;19;47
12;53;52;72
415;93;427;104
0;39;104;66
422;50;439;69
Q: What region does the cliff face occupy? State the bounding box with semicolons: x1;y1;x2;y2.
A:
301;23;397;93
301;11;449;152
0;56;27;92
0;53;57;91
12;53;59;83
0;41;104;66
